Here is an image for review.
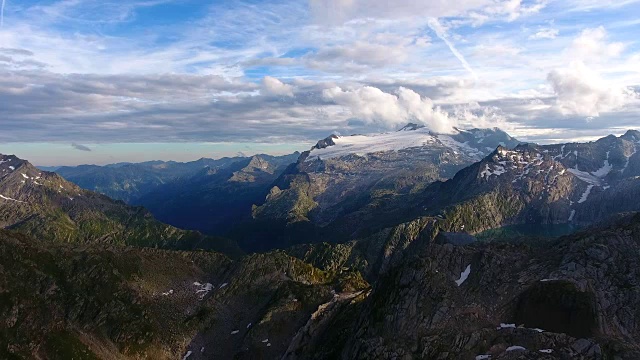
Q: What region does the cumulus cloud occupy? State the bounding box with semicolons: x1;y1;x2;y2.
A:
71;143;92;152
571;26;625;60
261;76;294;97
548;61;637;117
323;86;458;134
543;26;637;118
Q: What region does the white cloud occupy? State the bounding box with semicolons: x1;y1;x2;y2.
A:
529;28;559;40
261;76;294;97
548;61;637;117
487;0;547;21
571;26;625;60
542;26;637;118
322;85;458;133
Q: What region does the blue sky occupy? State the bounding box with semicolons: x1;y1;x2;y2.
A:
0;0;639;165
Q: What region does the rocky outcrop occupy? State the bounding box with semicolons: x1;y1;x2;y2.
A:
335;213;640;359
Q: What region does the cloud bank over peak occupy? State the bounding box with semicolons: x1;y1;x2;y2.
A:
323;86;460;134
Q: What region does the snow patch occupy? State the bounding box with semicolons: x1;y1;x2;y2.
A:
539;349;553;354
568;210;576;222
591;151;612;178
475;356;491;360
0;194;26;203
497;323;516;329
480;164;506;179
231;330;239;335
182;351;193;360
193;282;214;299
623;147;637;174
578;185;594;204
455;265;471;286
219;282;228;289
506;346;526;352
438;135;484;158
567;168;602;186
162;289;174;296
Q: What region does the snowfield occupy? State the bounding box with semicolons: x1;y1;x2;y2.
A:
306;128;487;161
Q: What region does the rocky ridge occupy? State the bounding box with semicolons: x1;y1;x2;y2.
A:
0;154;239;255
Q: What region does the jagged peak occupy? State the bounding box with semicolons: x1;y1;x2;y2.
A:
621;129;640;141
313;134;339;150
0;154;30;173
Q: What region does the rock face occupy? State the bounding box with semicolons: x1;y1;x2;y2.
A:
334;213;640;360
0;154;239;255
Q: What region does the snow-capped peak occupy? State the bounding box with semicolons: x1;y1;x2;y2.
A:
305;127;518;162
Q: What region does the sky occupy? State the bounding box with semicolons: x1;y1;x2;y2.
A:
0;0;639;165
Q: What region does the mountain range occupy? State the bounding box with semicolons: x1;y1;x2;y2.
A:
2;126;640;359
0;154;241;256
